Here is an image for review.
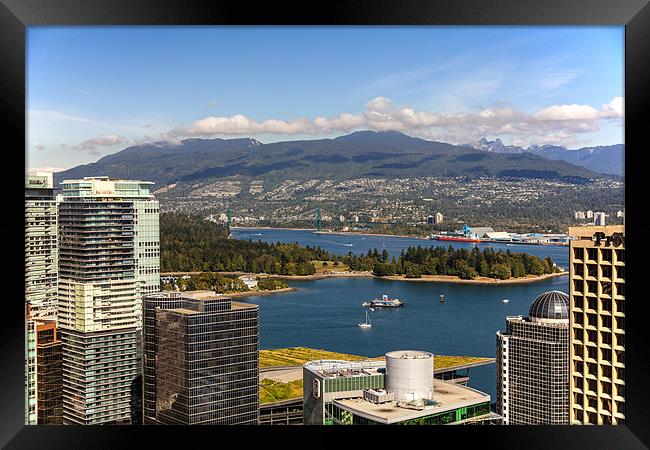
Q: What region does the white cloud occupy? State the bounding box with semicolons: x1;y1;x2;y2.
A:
160;96;623;148
73;134;127;152
602;96;624;118
533;104;601;121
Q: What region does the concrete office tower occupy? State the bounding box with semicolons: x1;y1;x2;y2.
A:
568;226;625;425
57;177;159;424
496;291;570;424
143;291;259;425
25;172;58;319
25;305;63;425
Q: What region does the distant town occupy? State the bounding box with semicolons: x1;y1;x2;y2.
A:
157;176;623;236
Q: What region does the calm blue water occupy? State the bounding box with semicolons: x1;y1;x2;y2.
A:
232;228;571;400
232;227;570;269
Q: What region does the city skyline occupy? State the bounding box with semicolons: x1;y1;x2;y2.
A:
28;26;624;172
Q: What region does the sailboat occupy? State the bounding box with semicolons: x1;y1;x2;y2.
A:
358;310;372;328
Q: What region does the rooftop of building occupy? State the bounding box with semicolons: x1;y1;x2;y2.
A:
304;359;386;378
304;354;494;379
385;350;432;360
62;176;155;184
568;225;624;238
528;290;569;321
150;290;257;314
332;379;490;424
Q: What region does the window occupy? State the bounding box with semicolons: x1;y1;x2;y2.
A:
587;248;597;262
573;248;583;261
573;263;584;276
615;300;625;314
573;296;583;309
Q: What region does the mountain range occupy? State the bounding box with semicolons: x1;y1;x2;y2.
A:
53;131;622;189
464;138;624;176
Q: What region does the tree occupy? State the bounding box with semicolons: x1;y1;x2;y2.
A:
529;257;545;276
455;260;478;280
479;260;489;277
372;262;393;277
404;262;423;278
490;263;511;280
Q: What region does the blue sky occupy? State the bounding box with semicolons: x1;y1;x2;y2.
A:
27;26;624;171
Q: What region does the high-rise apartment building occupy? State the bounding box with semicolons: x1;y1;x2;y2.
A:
142;291;259;425
434;212;444;224
57;177;159;424
25;309;37;425
496;291;570;424
25;172;59;425
569;226;625;425
25;172;58;319
594;212;607;226
25;304;63;425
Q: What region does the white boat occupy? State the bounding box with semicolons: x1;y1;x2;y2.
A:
502;299;510;303
358;310;372;328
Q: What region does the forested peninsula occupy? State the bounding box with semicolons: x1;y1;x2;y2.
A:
160;213;560;280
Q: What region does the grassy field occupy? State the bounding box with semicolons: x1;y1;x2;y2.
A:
260;378;304;404
260;347;368;367
260;347;492;368
311;260;351;274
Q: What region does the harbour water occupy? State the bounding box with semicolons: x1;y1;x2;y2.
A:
232;228;571;400
232;227;570;268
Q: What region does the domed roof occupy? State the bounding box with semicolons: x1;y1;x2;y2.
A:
528;290;569;320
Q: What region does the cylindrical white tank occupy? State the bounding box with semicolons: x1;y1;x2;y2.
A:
385;350;434;401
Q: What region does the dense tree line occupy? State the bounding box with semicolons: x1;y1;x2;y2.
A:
339;245;559;279
161;213;327;275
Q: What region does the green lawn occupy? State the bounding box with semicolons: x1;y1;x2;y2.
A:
260;347;368;367
311;260;351;274
260;378;304;404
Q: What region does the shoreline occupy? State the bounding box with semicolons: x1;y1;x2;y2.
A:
381;271;568;285
227;287;297;298
231;226;426;239
230;226;570;246
266;270;568;284
161;270;567;286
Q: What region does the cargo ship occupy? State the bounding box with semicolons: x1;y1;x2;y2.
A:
362;294;404;308
432;224;481;243
435;235;481;243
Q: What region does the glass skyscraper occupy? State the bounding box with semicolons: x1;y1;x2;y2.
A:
143;291;259;425
496;291;570;425
57;177;159;424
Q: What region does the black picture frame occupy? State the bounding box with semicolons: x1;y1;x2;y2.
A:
2;0;648;448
